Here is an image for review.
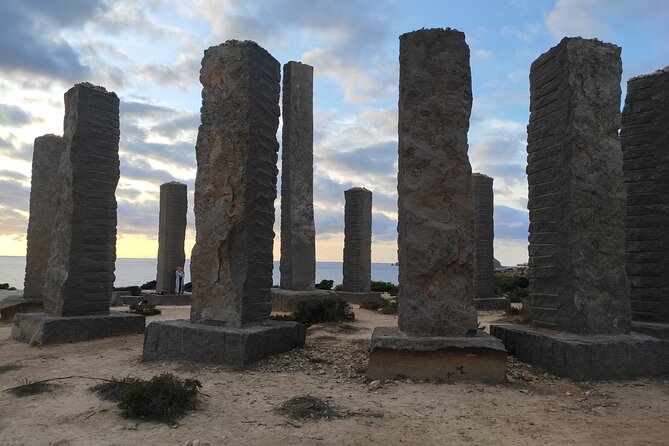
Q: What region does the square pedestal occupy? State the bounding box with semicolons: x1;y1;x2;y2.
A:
142;319;306;365
491;324;669;380
367;327;507;382
0;295;43;321
11;312;145;346
473;297;511;311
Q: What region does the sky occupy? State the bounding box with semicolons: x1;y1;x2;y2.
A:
0;0;667;266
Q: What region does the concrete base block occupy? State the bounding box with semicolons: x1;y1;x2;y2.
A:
271;288;383;312
490;324;669;380
142;319;306;365
367;327;507;382
117;293;192;306
11;312;145;346
473;297;511;311
0;295;43;321
632;321;669;341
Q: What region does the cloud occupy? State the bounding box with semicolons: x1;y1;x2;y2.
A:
494;205;528;241
474;49;493;59
501;24;542;42
0;104;37;127
0;2;100;81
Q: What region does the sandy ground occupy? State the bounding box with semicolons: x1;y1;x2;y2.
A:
1;303;668;446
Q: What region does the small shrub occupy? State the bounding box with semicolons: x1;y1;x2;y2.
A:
128;303;161;316
0;283;9;290
359;299;398;315
8;378;57;397
314;279;334;290
277;395;346;421
184;282;192;292
91;374;201;423
333;284;344;291
271;297;355;327
370;281;399;296
140;280;156;290
114;285;142;296
8;286;16;290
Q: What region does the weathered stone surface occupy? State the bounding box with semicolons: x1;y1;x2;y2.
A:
156;181;187;294
367;327;507;382
270;288;382;312
23;135;65;300
42;83;120;317
622;66;669;324
397;28;477;336
473;297;510;311
142;319;306;365
0;296;43;321
472;173;495;300
280;61;315;291
343;187;372;292
11;312;144;346
526;37;630;334
189;41;280;327
491;324;669;380
115;293;191;306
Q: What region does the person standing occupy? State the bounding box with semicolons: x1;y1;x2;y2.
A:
175;266;185;294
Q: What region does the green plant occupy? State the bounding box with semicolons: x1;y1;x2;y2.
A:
333;284;344;291
8;378;57;397
370;281;399;296
315;279;334;290
140;280;157;290
0;283;9;290
276;395;346;420
91;374;201;423
359;299;398;314
271;297;355;327
128;303;161;316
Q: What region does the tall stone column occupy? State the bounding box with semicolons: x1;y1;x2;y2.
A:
491;39;667;380
397;28;477;337
156;181;187;294
622;67;669;326
343;187;372;292
523;38;630;334
143;41;305;365
472;173;494;300
280;61;315;291
23;135;65;299
367;29;506;383
12;83;145;345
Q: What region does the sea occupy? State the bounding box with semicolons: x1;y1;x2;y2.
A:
0;256;398;289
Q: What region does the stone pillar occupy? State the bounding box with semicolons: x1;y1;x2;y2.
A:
367;29;507;383
188;40;280;326
472;173;494;300
491;40;667;381
11;83;145;345
156;181;187;294
280;61;315;291
23;135;65;299
343;187;372;292
143;41;305;365
43;83;121;316
524;37;630;334
397;28;478;337
622;67;669;326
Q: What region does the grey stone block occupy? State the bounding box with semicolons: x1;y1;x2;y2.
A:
0;296;43;321
142;319;306;365
156;182;187;294
397;28;477;336
490;324;669;380
11;312;145;346
280;61;316;291
631;321;669;341
343;187;372;293
472;173;495;300
367;327;507;382
473;297;511;311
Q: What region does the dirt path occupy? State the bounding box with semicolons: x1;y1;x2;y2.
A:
1;306;667;446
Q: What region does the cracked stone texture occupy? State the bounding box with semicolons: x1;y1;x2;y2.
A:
190;40;280;327
343;187;372;292
280;61;315;291
472;173;495;300
42;83;120;317
526;37;630;334
23;135;65;299
397;28;478;336
622;66;669;324
156;181;187;294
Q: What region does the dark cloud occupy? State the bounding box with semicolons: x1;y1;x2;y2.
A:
0;2;99;81
0;137;32;162
477;163;526;185
117;199;160;235
314;211;343;238
120;157;181;185
371;211;396;242
0;104;35;127
494;205;528;240
0;170;29;182
0;179;30;235
321;141;397;177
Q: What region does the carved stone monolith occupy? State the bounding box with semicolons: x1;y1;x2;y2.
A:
343;187;372;293
156;182;187;295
